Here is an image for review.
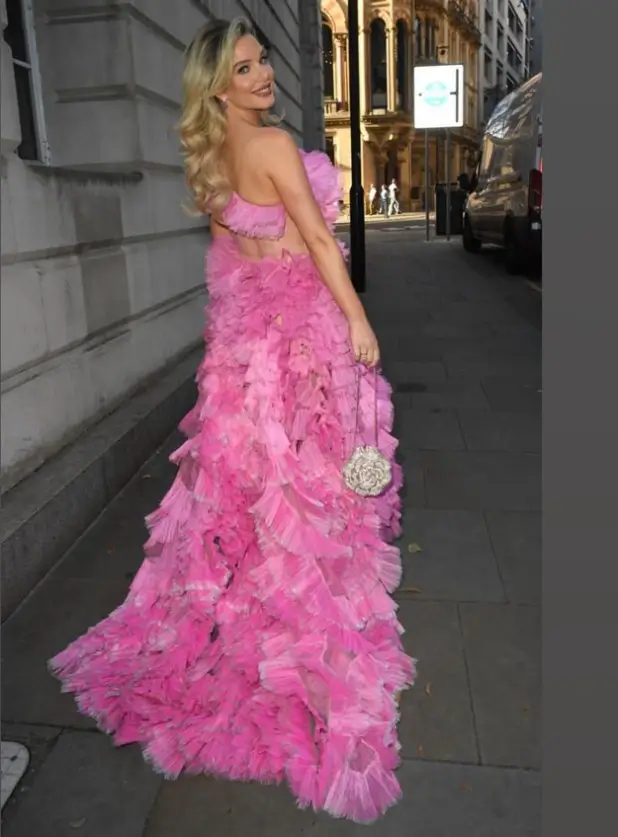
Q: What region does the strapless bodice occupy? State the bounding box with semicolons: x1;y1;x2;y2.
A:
220;149;342;240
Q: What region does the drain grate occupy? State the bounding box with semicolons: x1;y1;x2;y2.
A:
1;742;30;809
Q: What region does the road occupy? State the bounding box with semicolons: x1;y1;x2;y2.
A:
1;228;541;836
337;217;543;292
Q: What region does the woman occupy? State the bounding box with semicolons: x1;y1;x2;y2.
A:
49;18;416;824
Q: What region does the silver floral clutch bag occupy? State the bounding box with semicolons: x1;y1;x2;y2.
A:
343;366;392;497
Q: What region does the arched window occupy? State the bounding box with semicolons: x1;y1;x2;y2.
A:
415;16;422;59
396;20;409;111
424;19;431;59
429;22;437;61
322;19;334;99
325;136;335;165
370;18;387;110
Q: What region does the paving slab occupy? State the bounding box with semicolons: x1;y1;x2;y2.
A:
383;337;447;363
396;450;426;508
51;436;178;583
1;576;129;727
484;511;542;605
481;377;542;414
393;380;490;411
386;360;448;385
458;409;541;452
443;334;540;357
460;604;541;769
372;308;433;328
395;601;478;764
396;408;466;452
398;336;503;362
442;351;540;381
397;509;505;602
486;321;541;342
421;451;541;511
144;760;540;837
2;731;161;837
418;321;496;340
0;724;61;820
427;300;521;326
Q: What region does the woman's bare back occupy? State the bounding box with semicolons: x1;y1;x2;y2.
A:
211;126;310;260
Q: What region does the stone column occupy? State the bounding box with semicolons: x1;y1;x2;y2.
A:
407;27;414;112
398;144;411;210
387;26;397;111
299;0;325;150
377;147;389;186
359;28;369;113
334;34;348;106
341;35;349;106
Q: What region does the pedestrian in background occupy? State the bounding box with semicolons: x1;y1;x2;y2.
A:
387;179;399;217
368;183;377;214
379;183;388;215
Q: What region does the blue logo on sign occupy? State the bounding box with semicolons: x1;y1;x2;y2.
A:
424;81;448;107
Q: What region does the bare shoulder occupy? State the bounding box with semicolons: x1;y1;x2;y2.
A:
247;127;302;170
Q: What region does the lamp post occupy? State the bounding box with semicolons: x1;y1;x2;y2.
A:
347;0;366;293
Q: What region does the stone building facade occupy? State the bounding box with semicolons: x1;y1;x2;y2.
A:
321;0;482;212
0;0;323;617
528;0;541;76
478;0;529;124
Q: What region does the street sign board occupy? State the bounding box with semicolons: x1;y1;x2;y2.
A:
414;64;465;129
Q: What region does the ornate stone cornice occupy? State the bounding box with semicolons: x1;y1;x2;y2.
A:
415;0;448;14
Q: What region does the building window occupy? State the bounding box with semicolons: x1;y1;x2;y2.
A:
3;0;48;162
325;136;335;165
507;2;517;33
516;18;523;42
414;17;422;59
507;38;518;71
370;18;387;110
424;19;437;60
484;48;493;82
469;51;476;85
396;19;409;110
484;9;494;37
322;20;335;99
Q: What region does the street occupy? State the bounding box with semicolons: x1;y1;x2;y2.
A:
1;230;541;836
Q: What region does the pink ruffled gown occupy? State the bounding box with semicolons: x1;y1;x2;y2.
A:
49;150;417;824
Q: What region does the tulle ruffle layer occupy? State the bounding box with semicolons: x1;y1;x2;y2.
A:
49;235;415;825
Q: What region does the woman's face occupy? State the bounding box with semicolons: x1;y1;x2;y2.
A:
222;34;275;112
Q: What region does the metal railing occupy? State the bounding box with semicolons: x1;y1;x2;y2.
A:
448;0;482;41
324;99;349;115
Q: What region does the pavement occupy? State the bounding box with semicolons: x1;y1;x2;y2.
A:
336;211;435;225
1;231;541;836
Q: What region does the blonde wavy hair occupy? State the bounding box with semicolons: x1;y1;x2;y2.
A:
179;17;273;216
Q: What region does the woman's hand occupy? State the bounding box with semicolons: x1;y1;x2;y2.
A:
349;318;380;367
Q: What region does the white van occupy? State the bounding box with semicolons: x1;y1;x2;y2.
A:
460;73;542;274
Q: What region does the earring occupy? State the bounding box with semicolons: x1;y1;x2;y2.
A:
219;98;228;110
